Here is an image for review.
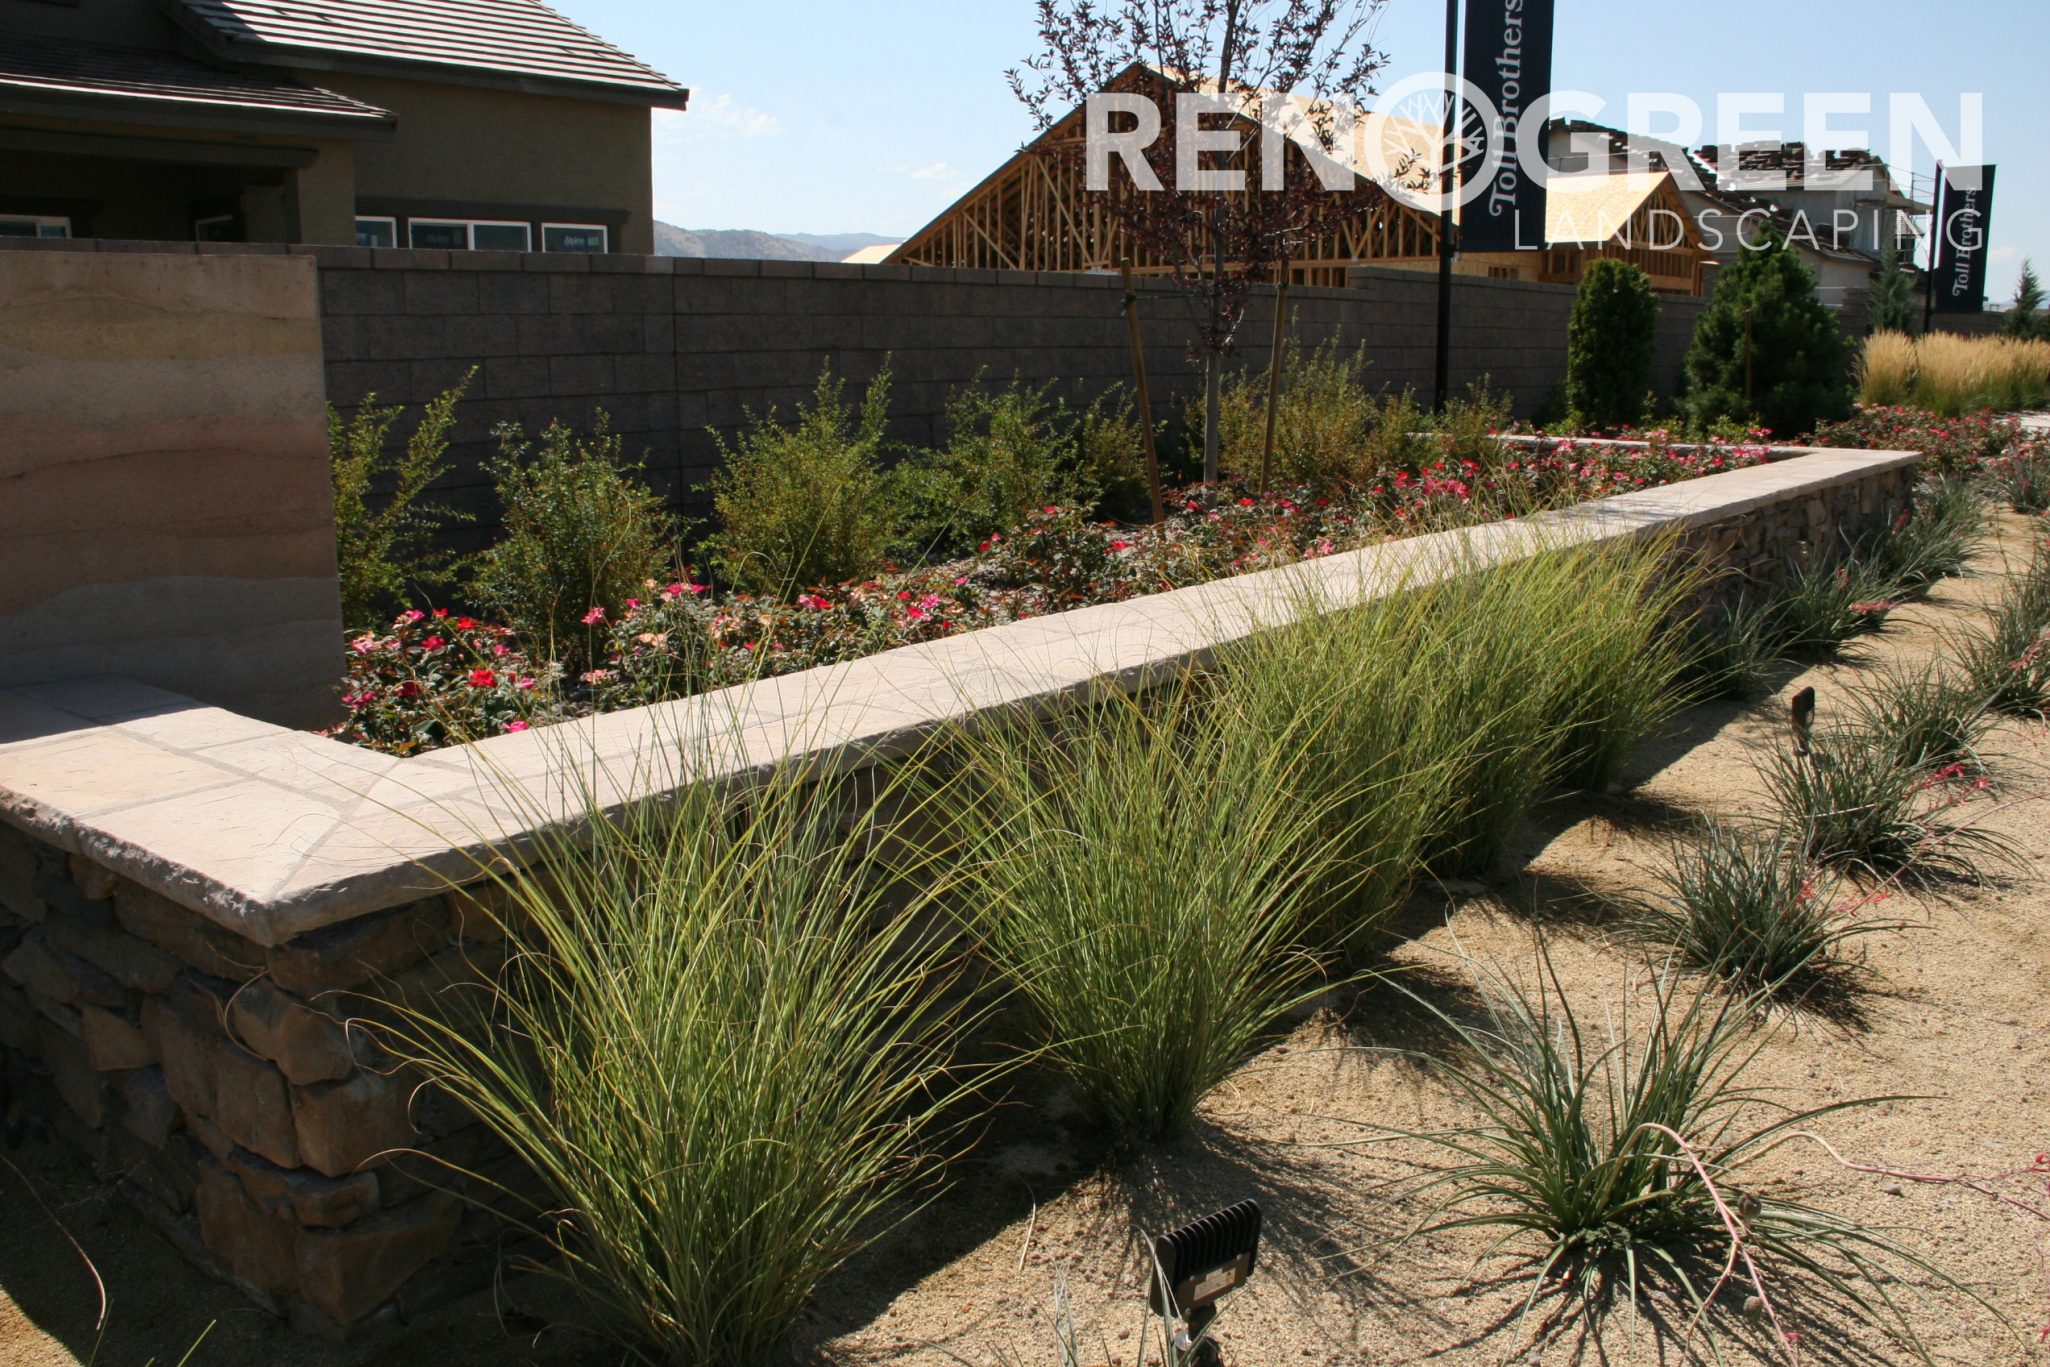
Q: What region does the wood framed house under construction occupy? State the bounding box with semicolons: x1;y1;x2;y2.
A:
886;64;1446;288
889;68;1712;297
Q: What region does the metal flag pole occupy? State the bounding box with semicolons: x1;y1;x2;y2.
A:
1433;0;1461;412
1923;163;1944;333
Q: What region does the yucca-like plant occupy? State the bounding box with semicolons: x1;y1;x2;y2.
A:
1625;822;1889;998
1771;550;1898;658
1354;953;1978;1358
1986;440;2050;515
1956;540;2050;718
1877;478;1987;595
939;679;1346;1141
1848;663;1999;774
1760;723;2014;886
1686;593;1786;702
375;752;981;1364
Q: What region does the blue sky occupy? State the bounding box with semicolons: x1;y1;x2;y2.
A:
564;0;2047;303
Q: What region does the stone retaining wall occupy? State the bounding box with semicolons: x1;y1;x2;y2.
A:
0;445;1920;1336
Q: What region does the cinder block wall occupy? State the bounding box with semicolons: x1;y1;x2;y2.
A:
0;239;1713;559
0;250;344;727
309;251;1711;553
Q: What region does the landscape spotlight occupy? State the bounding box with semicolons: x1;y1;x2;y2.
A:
1147;1200;1262;1363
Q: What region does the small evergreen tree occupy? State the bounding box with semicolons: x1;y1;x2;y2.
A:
1683;236;1853;440
2006;260;2046;340
1565;259;1660;431
1864;244;1919;336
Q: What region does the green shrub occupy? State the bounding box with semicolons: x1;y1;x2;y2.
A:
378;758;978;1365
897;375;1098;558
705;363;903;593
1070;386;1157;521
1683;235;1853;440
1211;338;1381;486
1566;259;1660;431
470;413;673;670
1433;379;1516;467
1360;954;1973;1348
327;370;472;628
941;679;1344;1141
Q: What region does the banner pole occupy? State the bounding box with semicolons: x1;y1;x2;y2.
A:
1923;164;1943;334
1433;0;1460;412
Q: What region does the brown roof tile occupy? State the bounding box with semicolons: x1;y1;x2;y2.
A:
0;32;392;122
169;0;687;102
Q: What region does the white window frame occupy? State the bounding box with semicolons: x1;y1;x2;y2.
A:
193;213;238;242
541;222;609;254
0;214;72;239
354;215;398;248
407;218;532;252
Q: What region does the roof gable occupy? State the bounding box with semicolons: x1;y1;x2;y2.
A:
164;0;687;105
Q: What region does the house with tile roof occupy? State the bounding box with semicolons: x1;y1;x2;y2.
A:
0;0;688;251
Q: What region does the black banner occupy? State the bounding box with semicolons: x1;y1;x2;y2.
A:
1461;0;1556;253
1934;165;1997;314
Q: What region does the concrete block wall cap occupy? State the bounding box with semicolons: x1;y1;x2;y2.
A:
0;447;1918;947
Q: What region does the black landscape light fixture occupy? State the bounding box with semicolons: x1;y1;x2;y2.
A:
1147;1200;1263;1364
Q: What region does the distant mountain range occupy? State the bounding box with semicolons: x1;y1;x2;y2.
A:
653;224;900;262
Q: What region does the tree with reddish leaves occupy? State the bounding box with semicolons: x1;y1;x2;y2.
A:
1009;0;1395;484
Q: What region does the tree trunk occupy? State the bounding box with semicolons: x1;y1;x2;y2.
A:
1203;351;1223;485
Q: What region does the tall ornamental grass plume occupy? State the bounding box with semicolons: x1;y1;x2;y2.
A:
1760;720;2014;886
1955;539;2050;717
1352;950;1978;1356
1421;536;1704;875
1856;331;1919;408
937;678;1348;1142
1624;822;1891;999
1910;333;2050;415
374;756;982;1365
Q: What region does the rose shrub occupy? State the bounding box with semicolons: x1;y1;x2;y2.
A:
331;436;1772;754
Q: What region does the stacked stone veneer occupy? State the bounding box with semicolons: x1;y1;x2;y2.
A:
0;832;514;1335
0;446;1922;1337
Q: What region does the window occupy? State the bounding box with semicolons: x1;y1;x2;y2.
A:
0;214;71;239
542;223;609;254
355;216;397;248
407;218;532;251
193;214;239;242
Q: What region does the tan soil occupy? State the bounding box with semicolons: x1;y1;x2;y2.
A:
6;514;2049;1367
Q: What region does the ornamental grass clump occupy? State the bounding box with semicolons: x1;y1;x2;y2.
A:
939;679;1346;1141
1213;580;1468;957
1625;822;1886;998
1985;436;2050;514
1687;594;1785;702
376;754;981;1365
1760;722;2013;886
1354;954;1975;1355
1422;537;1702;874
